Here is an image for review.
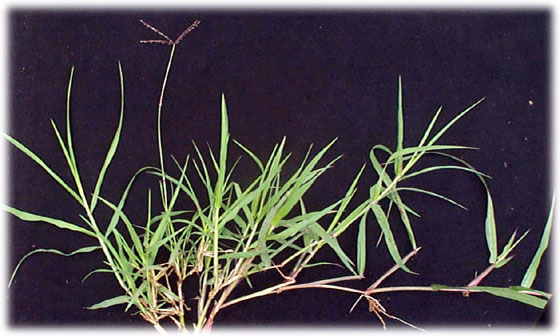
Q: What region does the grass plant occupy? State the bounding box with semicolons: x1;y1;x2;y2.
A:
5;19;552;332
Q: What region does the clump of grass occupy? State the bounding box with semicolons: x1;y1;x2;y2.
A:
5;19;552;333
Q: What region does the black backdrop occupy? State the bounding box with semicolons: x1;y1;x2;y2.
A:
7;10;551;329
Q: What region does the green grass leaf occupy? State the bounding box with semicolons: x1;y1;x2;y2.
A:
218;250;261;259
485;190;498;264
105;166;154;238
98;196;145;260
357;211;367;275
308;223;355;275
268;200;341;242
395;76;404;175
431;284;548;308
328;163;365;233
427;97;485;147
495;229;529;268
417;106;442;149
272;138;338;224
333;199;370;237
391;193;417;249
258;193;289;267
388;145;476;166
370;203;416;274
470;286;548;309
49;119;79;182
3;133;83;205
396;187;468;210
494;255;514;269
521;194;554;288
233;139;264;172
9;246;99;287
65;67;77;170
90;62;125;211
4;205;96;237
88;295;131;310
214;94;230;209
402;165;491;181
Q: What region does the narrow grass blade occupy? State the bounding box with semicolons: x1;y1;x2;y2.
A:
328;163;366;232
269;200;341;241
370;145;393;186
357;211;367;275
9;246;99;287
333;199;370;237
370;203;416;274
98;196;144;259
521;194;554;288
494;255;514;269
403;99;484;173
148;160;189;252
402;165;491;181
233;139;264;172
396;187;468;210
496;229;529;267
4;205;96;237
309;223;355;274
3;133;82;204
395;76;404;175
269;232;306;260
258;193;288;266
191;141;214;202
111;229;142;268
214;94;230;209
147;227;188;257
417;106;442;149
90;62;125;211
387;145;476;166
470;286;548;309
206;141;220;175
105;166;154;237
392;194;417;249
431;284;548;308
144;189;152;247
485;190;498;264
427;97;486;146
273;138;338;223
81;268;113;283
375;200;393;248
219;188;261;230
49;119;78;180
218;250;261;259
498;229;518;259
65;67;77;168
88;295;131;310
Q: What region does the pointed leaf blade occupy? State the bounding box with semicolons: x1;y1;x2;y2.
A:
9;246;99;287
87;295;131;310
485;190;498;264
90;62;125;211
521;194;554;288
4;205;96;237
370;203;416;274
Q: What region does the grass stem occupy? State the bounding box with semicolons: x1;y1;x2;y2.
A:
157;44;177;211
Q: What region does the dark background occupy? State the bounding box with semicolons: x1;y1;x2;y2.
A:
7;9;551;329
